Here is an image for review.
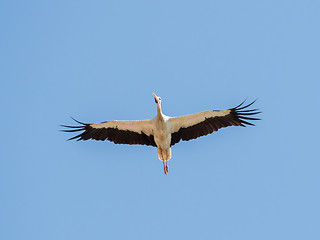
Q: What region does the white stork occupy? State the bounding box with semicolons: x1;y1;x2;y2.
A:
62;93;260;175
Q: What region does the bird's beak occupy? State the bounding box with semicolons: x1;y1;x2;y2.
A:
152;93;157;100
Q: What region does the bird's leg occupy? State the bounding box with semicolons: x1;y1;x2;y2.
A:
163;160;167;175
165;161;169;174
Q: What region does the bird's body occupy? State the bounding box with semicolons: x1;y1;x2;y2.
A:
151;113;172;172
62;93;260;175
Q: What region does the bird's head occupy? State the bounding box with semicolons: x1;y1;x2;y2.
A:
152;93;162;105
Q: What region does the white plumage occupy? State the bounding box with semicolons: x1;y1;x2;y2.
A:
62;93;260;175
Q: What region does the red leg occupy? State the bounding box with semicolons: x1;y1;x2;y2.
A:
163;161;167;175
165;161;169;174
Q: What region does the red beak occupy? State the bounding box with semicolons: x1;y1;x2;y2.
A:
152;93;157;100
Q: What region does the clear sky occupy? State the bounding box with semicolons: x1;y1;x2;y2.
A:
1;1;319;239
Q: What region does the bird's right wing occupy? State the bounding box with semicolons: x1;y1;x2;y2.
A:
61;118;156;146
169;100;260;146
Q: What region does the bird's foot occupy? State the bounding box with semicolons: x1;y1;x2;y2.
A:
163;161;168;175
163;165;168;175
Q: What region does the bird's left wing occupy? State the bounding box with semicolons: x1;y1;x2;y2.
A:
61;118;156;146
169;100;260;146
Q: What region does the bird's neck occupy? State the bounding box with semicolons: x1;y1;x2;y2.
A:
156;104;163;119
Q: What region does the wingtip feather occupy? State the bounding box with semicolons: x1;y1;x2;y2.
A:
70;117;87;125
232;98;261;127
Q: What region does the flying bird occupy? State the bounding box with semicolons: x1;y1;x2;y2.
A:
62;93;260;175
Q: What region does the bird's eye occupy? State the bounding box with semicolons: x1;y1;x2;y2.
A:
159;98;161;101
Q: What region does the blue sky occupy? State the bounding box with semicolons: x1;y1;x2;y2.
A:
1;0;319;239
